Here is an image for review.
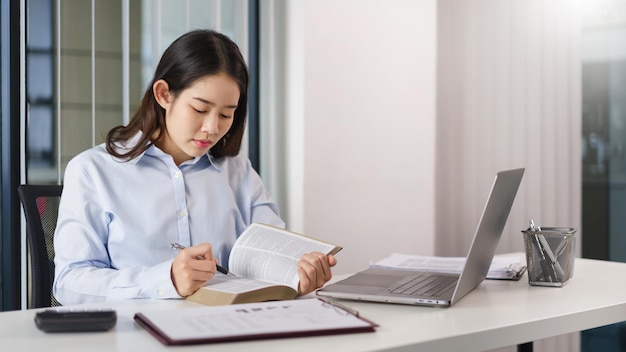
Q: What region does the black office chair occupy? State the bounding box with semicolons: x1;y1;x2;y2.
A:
17;184;63;308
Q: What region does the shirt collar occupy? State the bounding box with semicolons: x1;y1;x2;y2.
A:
113;131;220;170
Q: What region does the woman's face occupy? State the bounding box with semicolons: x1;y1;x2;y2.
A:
154;73;240;165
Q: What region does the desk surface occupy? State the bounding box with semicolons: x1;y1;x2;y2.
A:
2;256;626;352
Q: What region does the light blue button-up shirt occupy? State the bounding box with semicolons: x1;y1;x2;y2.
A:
53;134;284;305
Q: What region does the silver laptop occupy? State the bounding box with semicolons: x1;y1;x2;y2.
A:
317;168;524;307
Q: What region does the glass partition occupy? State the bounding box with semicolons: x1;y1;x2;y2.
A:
25;0;251;184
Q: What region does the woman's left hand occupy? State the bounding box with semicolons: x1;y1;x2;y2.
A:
297;252;337;295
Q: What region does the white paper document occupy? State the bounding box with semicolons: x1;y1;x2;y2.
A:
134;298;376;345
370;253;526;280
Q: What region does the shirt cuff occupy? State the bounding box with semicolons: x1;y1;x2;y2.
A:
140;259;181;299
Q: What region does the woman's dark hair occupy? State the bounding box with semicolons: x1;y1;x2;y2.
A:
105;29;249;160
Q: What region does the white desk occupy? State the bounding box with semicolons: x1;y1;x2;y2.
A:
2;256;626;352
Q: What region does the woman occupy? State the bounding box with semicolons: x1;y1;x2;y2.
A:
53;29;336;305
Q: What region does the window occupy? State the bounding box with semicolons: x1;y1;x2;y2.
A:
26;0;257;184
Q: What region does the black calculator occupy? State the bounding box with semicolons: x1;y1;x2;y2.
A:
34;309;117;332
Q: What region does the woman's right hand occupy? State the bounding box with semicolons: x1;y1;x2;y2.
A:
170;243;218;297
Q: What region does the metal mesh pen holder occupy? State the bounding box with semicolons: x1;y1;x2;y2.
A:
521;227;576;287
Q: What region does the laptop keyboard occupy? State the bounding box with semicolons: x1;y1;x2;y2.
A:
386;274;458;297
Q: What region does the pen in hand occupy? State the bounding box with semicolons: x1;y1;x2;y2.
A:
170;242;238;278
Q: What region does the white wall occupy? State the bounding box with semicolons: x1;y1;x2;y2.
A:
271;0;438;275
436;0;582;258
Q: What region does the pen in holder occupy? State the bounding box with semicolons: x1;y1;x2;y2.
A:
522;224;576;287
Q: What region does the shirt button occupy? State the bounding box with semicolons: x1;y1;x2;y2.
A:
179;210;186;218
157;289;165;297
173;171;181;178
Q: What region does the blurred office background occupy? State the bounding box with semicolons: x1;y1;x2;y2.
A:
1;0;625;351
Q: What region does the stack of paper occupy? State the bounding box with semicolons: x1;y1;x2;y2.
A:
370;253;526;280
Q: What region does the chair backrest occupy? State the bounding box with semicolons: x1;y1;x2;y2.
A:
17;184;63;308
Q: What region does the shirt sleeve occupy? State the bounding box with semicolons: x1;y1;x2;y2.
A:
53;157;180;305
244;159;286;229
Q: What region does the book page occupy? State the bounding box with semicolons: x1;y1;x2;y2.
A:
136;298;373;342
229;224;338;290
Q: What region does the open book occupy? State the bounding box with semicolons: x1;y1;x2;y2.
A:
186;223;342;306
